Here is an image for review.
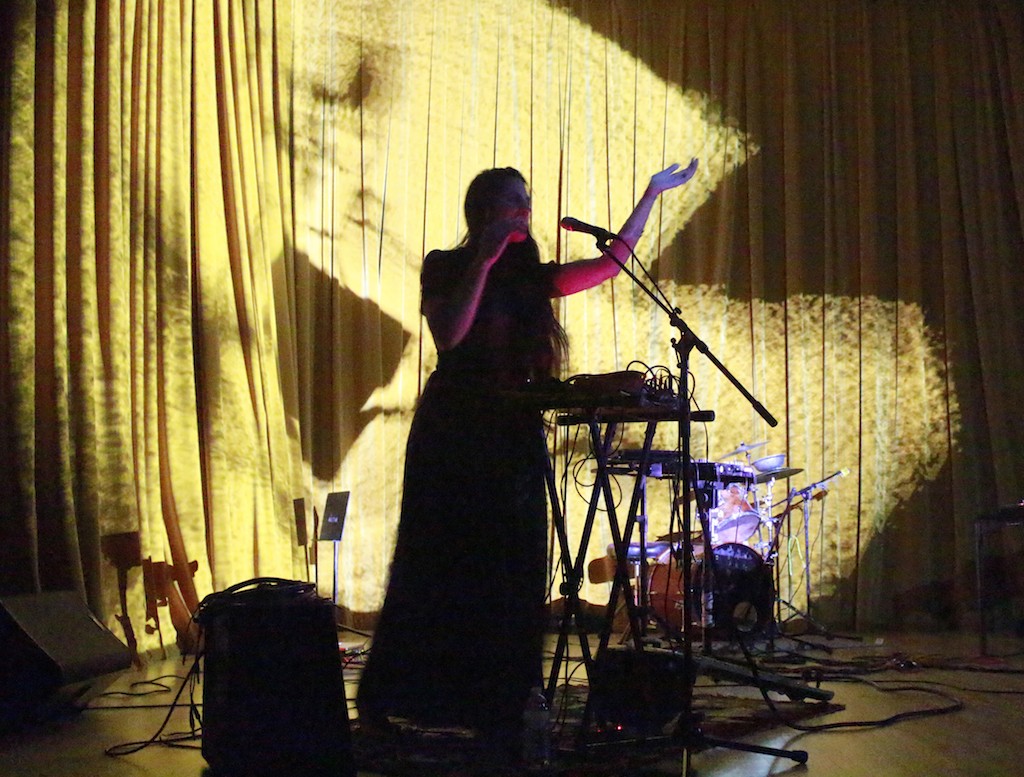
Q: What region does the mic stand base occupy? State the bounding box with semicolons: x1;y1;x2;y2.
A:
776;597;863;646
677;716;809;767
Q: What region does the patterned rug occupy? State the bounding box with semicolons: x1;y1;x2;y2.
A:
352;681;842;776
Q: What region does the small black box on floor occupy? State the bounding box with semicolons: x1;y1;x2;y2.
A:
588;646;695;734
0;590;132;732
195;578;354;777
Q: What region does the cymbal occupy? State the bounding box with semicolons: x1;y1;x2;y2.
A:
754;467;803;484
719;440;768;459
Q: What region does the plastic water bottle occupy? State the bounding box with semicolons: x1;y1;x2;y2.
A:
522;686;551;768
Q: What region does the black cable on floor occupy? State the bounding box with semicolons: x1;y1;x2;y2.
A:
782;676;964;733
103;652;203;757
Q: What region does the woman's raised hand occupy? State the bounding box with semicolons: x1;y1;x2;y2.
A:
648;159;699;195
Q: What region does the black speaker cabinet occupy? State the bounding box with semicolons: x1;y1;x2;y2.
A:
0;590;132;731
588;646;695;735
195;578;355;777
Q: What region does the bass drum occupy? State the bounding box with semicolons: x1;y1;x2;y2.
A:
648;543;774;636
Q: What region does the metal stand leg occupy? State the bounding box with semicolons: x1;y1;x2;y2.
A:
332;540;341;605
544;426;594;702
976;521;988;656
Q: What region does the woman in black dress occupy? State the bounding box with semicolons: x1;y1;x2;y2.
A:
356;161;698;740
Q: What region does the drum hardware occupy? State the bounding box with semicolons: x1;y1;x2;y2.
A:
575;439;808;668
754;466;804;485
718;440;768;460
684;466;834;653
749;474;787;567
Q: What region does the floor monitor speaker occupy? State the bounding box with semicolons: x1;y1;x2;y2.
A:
0;590;132;731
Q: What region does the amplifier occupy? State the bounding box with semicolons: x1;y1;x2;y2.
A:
588;646;695;735
195;579;355;777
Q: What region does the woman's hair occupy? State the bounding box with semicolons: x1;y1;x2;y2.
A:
462;167;528;241
459;167;568;377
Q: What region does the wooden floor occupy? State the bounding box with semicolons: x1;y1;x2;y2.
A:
1;629;1023;776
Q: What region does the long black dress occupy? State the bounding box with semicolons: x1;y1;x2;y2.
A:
356;244;559;733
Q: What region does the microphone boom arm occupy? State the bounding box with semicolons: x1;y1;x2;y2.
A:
594;237;778;429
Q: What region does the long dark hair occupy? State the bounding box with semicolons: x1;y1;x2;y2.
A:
462;167;528;241
460;167;567;376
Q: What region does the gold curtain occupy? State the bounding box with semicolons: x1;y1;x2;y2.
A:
2;0;1022;654
0;0;305;654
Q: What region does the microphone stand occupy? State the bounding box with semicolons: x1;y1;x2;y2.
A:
590;234;806;771
778;470;856;644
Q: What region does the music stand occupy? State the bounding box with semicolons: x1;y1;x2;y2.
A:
319;491;350;606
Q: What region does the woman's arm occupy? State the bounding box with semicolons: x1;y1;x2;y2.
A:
551;159;699;297
422;219;523;351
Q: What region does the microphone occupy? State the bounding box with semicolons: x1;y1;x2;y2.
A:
559;216;618;242
801;468;850;494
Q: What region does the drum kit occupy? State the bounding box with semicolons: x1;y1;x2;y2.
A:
610;440;817;639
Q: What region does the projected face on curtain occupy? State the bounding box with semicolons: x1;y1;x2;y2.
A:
289;0;956;612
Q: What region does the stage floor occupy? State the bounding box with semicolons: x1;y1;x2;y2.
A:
1;629;1022;776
